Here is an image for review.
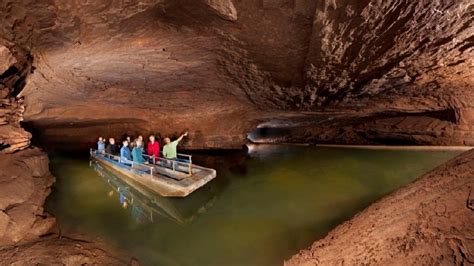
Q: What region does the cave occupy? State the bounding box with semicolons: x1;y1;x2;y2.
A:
1;0;473;265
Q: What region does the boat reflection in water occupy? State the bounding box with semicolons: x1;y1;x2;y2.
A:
91;161;217;225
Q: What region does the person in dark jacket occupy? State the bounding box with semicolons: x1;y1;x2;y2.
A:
105;138;118;155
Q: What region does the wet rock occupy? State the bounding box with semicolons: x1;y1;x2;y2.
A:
286;149;474;265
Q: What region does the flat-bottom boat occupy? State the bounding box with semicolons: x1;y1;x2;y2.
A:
90;149;217;197
91;162;217;224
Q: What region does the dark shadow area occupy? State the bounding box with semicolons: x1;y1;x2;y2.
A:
247;127;292;143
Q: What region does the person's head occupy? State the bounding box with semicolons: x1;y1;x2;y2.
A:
99;137;103;142
109;138;115;145
164;137;171;144
123;140;128;147
138;135;143;141
126;136;131;141
136;138;143;147
149;135;155;142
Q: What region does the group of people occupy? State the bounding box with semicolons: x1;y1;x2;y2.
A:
96;132;188;166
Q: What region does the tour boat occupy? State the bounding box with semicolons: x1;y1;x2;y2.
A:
90;149;217;197
91;162;217;224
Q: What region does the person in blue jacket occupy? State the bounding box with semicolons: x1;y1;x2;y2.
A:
132;139;146;164
120;140;132;164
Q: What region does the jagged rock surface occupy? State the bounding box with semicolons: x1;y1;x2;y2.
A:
0;148;54;245
0;235;135;265
0;1;472;264
285;149;474;265
1;0;470;148
0;44;31;153
0;148;135;264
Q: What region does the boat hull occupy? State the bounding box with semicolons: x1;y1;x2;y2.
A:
91;153;216;197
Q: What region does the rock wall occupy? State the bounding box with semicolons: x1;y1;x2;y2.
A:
1;0;470;149
286;148;474;265
304;1;473;107
0;38;134;266
0;1;472;148
0;148;135;264
0;148;54;246
0;44;31;153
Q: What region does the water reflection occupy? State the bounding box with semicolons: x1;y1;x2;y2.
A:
48;147;461;266
91;162;217;225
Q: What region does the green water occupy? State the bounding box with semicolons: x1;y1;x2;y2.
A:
46;145;461;266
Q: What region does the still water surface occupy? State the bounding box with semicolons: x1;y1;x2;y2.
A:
46;145;461;266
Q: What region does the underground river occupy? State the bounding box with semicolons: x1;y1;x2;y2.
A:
45;145;461;266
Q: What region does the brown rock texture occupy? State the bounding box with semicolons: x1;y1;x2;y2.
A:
0;44;31;153
0;235;135;265
0;1;472;263
285;149;474;265
0;0;470;148
0;148;54;245
0;148;134;264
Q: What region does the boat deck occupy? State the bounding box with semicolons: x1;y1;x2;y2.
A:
90;150;217;197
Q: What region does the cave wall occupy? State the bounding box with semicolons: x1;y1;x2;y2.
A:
0;0;472;149
0;44;31;153
305;1;473;107
0;148;55;246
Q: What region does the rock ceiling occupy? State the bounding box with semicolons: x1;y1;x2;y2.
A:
0;0;473;149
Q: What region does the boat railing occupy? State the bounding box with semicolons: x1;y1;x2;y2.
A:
91;148;193;176
91;149;156;177
142;153;193;176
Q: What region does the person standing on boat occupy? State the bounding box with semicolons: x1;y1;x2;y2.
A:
132;139;146;164
138;135;145;153
147;135;160;163
97;137;105;154
120;140;132;164
163;132;188;160
106;138;118;155
126;136;132;152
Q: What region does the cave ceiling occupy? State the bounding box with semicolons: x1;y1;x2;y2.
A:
0;0;473;149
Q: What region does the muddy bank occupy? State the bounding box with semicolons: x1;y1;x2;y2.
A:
0;148;135;265
286;149;474;265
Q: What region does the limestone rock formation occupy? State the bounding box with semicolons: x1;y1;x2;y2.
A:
0;235;134;265
0;1;471;149
204;0;238;21
0;1;472;264
0;148;55;245
0;148;134;264
0;46;16;74
0;45;31;153
286;149;474;265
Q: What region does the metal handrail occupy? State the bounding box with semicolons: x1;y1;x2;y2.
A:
156;152;192;162
91;149;155;176
91;148;193;176
142;153;193;175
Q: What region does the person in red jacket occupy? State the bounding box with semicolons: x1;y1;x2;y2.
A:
147;135;160;164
